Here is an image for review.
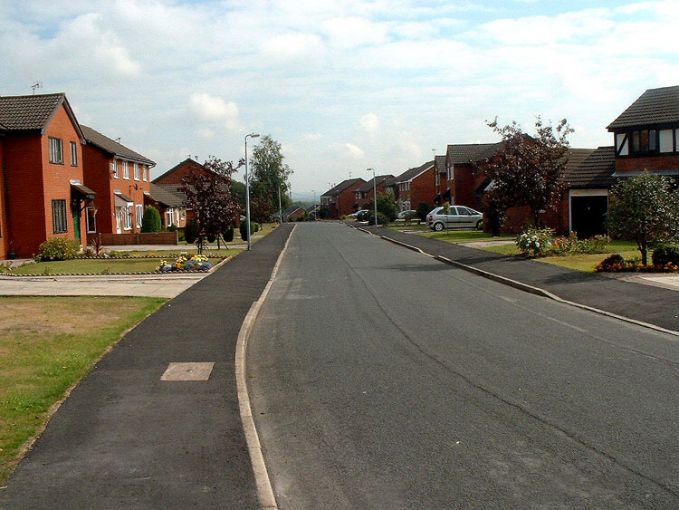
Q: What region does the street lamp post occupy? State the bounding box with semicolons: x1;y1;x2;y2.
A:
244;132;260;250
312;190;316;220
368;167;378;226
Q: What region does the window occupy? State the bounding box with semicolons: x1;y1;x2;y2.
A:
630;129;658;154
52;199;68;233
86;207;97;233
124;206;133;230
136;204;143;228
112;160;119;178
123;161;129;179
166;209;174;227
456;207;471;215
70;142;78;166
134;163;140;180
142;165;147;181
659;129;674;153
48;137;63;164
616;133;628;156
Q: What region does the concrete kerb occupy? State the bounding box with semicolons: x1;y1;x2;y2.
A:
235;225;297;510
353;225;679;339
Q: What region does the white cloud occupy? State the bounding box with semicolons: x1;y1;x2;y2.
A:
303;132;322;141
189;93;241;130
261;32;325;62
321;16;387;48
198;128;215;138
360;112;380;133
339;143;365;159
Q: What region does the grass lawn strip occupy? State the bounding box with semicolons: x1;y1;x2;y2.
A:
0;296;166;485
478;240;647;273
9;256;230;276
419;230;515;243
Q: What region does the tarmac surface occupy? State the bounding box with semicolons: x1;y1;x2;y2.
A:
249;223;679;508
365;225;679;332
0;223;293;510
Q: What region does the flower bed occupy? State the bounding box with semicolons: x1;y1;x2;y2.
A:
595;253;679;273
158;254;213;272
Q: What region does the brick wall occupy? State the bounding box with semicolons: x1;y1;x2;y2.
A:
409;167;436;210
334;181;364;217
356;181;387;209
615;154;679;173
0;140;7;259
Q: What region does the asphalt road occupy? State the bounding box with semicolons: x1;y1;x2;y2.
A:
248;223;679;509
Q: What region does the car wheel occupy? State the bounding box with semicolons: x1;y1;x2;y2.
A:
476;220;483;230
433;222;444;232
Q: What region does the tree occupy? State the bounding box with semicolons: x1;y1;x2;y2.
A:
416;202;430;222
249;136;293;222
141;206;161;233
375;193;398;222
180;156;242;253
607;172;679;265
476;117;573;228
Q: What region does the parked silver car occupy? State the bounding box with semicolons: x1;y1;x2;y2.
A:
426;206;483;231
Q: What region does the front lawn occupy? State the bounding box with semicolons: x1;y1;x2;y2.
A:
419;230;515;243
8;256;227;275
479;240;646;273
0;296;165;484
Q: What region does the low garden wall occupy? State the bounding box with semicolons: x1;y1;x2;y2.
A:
90;232;178;246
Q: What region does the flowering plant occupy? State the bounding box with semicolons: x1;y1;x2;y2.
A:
158;254;212;272
516;227;554;257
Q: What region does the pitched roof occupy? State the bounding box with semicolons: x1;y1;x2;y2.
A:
564;146;616;189
147;183;185;207
153;158;206;183
0;93;84;140
607;85;679;131
435;155;446;173
395;160;434;183
446;142;503;164
321;178;365;197
154;183;187;204
81;125;155;166
356;175;393;192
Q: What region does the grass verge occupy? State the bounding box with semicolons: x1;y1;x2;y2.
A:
419;230;515;243
0;296;166;484
480;240;645;272
9;256;227;275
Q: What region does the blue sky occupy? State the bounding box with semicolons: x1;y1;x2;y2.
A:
1;0;678;197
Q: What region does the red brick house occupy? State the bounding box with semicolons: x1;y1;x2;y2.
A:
81;125;155;239
284;206;306;221
392;160;435;212
433;155;450;206
0;93;94;258
145;183;187;229
320;178;365;218
354;175;393;210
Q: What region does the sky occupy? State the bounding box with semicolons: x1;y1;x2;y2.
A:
1;0;678;198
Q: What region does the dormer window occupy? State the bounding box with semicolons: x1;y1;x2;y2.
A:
631;129;657;154
618;127;678;156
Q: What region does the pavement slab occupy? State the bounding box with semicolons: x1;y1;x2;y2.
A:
0;224;293;510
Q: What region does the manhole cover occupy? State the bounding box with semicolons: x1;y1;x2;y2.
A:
161;362;215;381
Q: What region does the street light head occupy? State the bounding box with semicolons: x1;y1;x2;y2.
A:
249;133;260;138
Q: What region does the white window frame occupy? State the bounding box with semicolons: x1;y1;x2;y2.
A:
124;206;133;230
134;163;140;181
123;161;129;179
48;137;64;164
86;207;97;233
112;160;119;179
52;199;68;233
166;208;174;227
136;204;143;228
142;165;147;181
70;142;78;167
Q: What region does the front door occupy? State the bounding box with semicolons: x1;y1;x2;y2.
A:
115;207;123;234
71;201;81;244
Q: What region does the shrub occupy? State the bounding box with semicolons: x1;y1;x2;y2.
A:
595;253;625;272
240;221;257;241
223;226;234;242
368;211;390;226
35;237;80;261
141;207;162;233
652;244;679;266
184;220;199;244
516;227;554;257
416;202;430;222
549;232;610;256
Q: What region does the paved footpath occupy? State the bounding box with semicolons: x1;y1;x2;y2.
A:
365;226;679;333
0;223;293;510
